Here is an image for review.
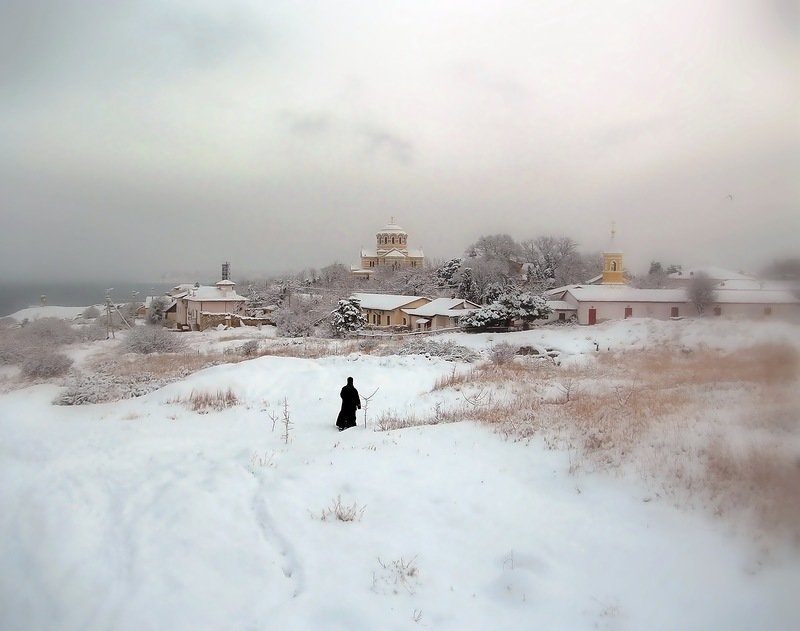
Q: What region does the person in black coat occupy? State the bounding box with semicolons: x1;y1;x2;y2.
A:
336;376;361;431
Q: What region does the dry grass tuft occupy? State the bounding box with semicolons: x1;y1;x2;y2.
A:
171;388;239;413
317;495;366;522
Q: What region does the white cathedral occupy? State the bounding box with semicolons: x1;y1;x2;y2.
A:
351;219;425;280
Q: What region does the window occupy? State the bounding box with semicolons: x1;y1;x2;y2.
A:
558;312;566;321
624;307;632;319
392;237;395;244
713;306;721;316
611;261;617;271
671;307;679;318
764;307;772;316
403;317;407;325
386;315;391;325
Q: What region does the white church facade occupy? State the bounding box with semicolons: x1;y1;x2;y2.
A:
351;219;424;280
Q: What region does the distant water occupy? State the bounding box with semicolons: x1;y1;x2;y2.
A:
0;282;175;318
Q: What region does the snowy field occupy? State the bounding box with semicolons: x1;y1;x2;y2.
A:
1;313;799;630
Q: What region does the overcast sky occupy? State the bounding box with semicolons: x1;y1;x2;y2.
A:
1;0;797;282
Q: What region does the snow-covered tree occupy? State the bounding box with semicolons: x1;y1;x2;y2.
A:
147;297;171;325
435;258;463;288
330;298;367;337
455;267;480;303
461;287;551;329
496;287;551;323
460;302;512;329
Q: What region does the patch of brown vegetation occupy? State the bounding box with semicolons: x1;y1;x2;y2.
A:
410;343;800;540
169;388;239;413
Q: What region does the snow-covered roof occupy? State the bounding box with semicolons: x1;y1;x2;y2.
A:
714;289;800;304
403;298;480;317
216;279;236;286
378;222;406;234
562;285;799;305
361;248;424;258
713;279;791;291
668;267;754;281
565;287;688;303
546;300;577;311
351;293;427;310
143;296;177;310
183;285;248;302
169;284;195;297
384;250;407;259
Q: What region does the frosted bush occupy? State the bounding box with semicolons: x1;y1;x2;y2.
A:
0;333;25;365
240;340;260;357
21;350;73;378
81;306;101;319
20;317;78;346
57;371;169;405
395;338;478;362
123;325;185;354
77;322;107;342
488;343;518;365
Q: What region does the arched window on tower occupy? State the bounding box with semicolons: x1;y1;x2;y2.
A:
392;237;395;244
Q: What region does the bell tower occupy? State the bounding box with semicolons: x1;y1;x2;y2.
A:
602;222;625;285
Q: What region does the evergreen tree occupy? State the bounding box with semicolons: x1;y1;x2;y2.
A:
435;258;463;288
456;267;480;303
330;298;367;337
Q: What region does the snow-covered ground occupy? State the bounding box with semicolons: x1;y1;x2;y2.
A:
1;316;799;630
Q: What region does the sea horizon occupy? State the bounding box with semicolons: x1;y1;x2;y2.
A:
0;281;180;318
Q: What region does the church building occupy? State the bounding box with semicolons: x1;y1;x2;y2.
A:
351;219;425;279
545;225;800;324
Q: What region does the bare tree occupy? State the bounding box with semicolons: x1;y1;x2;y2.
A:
687;272;717;314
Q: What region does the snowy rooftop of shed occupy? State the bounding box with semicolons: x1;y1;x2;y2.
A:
352;293;427;310
403;298;480;317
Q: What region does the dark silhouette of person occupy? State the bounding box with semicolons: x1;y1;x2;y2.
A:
336;377;361;431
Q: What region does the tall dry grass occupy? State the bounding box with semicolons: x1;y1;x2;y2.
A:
169;388;239;413
408;343;800;540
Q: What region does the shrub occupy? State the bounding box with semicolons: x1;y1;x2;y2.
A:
240;340;260;357
0;333;24;365
20;317;77;346
274;304;317;337
488;343;518;365
81;306;101;319
123;325;185;354
395;338;479;362
21;350;73;378
77;322;107;342
56;371;169;405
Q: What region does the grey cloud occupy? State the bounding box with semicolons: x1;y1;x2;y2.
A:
281;111;334;136
359;126;414;164
450;61;528;104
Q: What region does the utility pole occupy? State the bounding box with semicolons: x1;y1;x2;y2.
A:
105;289;115;339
